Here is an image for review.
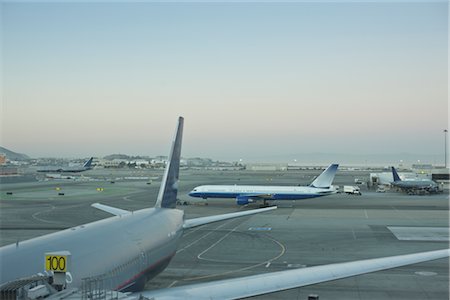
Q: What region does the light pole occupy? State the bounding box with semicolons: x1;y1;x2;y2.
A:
445;129;448;168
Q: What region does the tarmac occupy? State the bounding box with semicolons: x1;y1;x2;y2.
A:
0;168;449;299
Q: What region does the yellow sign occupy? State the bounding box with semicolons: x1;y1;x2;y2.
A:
45;255;67;272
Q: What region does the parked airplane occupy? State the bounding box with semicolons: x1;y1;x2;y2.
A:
391;166;439;194
1;118;448;300
37;157;94;173
189;164;339;205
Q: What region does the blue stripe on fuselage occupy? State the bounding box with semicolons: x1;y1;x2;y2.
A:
189;192;325;200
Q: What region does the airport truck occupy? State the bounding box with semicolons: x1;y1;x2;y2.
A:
343;185;361;195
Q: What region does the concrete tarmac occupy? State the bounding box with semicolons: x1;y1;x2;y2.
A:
1;169;448;299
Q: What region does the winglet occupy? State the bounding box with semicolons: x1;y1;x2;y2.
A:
155;117;184;209
83;157;94;168
309;164;339;188
391;166;401;182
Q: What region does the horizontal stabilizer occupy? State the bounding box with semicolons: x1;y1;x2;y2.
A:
183;206;276;229
91;203;131;216
137;248;449;299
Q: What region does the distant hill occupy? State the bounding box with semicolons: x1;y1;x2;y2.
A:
0;146;30;161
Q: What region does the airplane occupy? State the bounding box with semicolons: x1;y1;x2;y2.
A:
0;117;448;300
37;157;94;173
0;117;276;294
189;163;339;205
391;166;439;194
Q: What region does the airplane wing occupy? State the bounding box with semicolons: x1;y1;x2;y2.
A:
135;248;449;300
91;203;131;216
183;206;276;229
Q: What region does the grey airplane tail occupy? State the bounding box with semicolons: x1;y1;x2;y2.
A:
155;117;184;209
309;164;339;188
391;166;401;182
83;157;94;168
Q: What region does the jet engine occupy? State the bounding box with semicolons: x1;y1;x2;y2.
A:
236;196;251;205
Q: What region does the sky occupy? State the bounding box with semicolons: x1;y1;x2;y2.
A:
1;1;448;164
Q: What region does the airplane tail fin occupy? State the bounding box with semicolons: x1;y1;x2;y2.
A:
155;117;184;209
309;164;339;188
391;166;401;182
83;157;94;168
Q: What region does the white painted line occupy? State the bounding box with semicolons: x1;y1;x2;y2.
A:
31;205;60;224
387;226;449;241
177;219;234;253
167;280;178;288
364;209;368;219
197;224;240;259
183;234;287;282
265;262;271;268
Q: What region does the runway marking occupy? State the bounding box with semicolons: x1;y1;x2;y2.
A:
176;219;236;254
183;234;286;281
351;228;357;240
32;203;87;225
60;203;86;210
32;204;59;224
182;224;206;237
167;280;178;288
123;196;133;202
265;262;271;268
390;206;420;224
197;224;240;260
364;209;368;219
122;192;146;202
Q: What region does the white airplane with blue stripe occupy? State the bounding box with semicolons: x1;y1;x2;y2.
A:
189;164;339;205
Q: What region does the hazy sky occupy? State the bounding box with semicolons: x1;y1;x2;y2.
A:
1;1;448;162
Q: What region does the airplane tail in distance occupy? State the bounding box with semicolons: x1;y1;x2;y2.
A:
391;166;401;182
83;157;94;168
155;117;184;209
309;164;339;188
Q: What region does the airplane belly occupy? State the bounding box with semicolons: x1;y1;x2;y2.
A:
272;193;322;200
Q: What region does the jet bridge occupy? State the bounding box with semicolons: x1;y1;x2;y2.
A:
0;275;135;300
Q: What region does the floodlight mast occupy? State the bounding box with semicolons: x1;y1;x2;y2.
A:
444;129;448;168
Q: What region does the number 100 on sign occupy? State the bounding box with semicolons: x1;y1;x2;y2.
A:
45;255;67;272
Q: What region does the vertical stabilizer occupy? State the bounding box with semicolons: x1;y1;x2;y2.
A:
83;157;94;168
309;164;339;188
391;167;401;182
155;117;184;209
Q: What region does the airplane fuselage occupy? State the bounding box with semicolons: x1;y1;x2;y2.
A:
392;180;438;191
189;185;334;202
37;167;91;173
0;208;184;292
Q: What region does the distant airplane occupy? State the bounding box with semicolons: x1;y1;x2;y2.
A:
189;164;339;205
391;166;439;194
1;118;448;300
37;157;94;173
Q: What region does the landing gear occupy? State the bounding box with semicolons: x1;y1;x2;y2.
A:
259;199;274;208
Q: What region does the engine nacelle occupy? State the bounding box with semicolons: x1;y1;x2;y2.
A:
236;196;251;205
